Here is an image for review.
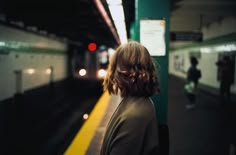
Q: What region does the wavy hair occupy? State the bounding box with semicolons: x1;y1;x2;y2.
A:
103;41;160;98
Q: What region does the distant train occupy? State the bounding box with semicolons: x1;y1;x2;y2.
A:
72;46;115;81
169;33;236;95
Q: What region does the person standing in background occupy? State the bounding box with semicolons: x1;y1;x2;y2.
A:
216;55;234;103
184;56;201;109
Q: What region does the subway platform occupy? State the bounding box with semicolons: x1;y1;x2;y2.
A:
64;75;236;155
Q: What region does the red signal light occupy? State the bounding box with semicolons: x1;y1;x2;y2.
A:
88;43;97;52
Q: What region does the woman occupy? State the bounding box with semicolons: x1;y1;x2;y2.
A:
100;41;160;155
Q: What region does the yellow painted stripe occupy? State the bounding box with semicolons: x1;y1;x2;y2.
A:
64;91;110;155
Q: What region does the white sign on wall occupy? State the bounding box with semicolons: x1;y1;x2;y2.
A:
140;19;166;56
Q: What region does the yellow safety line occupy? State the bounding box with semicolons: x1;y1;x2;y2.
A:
64;91;110;155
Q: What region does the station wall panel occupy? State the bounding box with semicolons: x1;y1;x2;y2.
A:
0;24;68;101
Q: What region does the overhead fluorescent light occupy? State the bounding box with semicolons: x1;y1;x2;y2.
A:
106;0;128;44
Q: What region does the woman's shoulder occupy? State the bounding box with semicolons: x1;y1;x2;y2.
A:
123;97;157;121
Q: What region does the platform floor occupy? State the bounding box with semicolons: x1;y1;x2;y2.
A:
65;75;236;155
168;75;236;155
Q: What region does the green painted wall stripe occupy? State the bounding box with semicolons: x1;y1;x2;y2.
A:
0;46;66;55
171;32;236;51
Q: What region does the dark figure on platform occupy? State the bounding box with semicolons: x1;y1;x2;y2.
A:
216;56;234;103
100;41;160;155
184;56;201;109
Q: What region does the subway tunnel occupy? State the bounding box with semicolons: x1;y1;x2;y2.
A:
0;0;236;155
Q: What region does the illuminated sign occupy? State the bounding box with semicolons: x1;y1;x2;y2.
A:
170;32;203;42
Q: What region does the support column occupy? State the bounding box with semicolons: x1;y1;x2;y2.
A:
131;0;170;154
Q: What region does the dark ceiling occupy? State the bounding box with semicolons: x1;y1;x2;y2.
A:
0;0;135;49
170;0;236;32
1;0;234;49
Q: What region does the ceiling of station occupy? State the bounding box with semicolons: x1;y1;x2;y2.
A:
0;0;235;49
171;0;236;32
0;0;127;48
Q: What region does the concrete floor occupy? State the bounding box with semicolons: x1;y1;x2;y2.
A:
168;75;235;155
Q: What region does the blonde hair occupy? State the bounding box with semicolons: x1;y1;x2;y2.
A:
103;41;160;98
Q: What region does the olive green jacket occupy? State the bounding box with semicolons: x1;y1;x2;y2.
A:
100;96;160;155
